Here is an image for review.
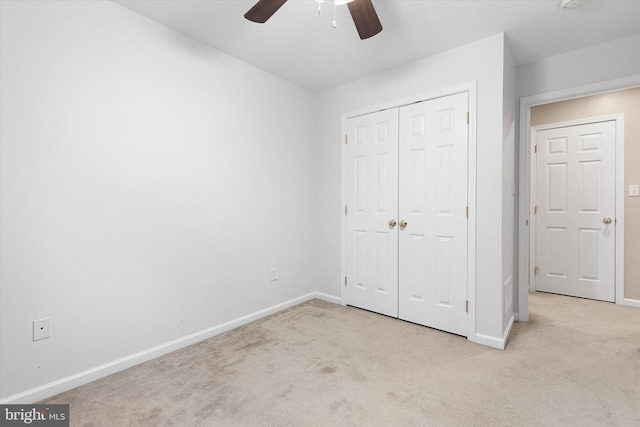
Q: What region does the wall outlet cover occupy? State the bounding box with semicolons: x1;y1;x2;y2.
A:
33;318;51;341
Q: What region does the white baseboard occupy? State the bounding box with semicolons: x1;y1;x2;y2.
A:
471;315;514;350
472;333;505;350
0;292;317;405
623;298;640;308
313;292;342;305
502;315;515;349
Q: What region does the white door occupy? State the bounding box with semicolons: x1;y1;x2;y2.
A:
535;121;616;302
397;93;469;336
345;109;399;317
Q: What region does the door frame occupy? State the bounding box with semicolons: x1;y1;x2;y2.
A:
518;74;640;321
340;81;478;342
529;115;624;301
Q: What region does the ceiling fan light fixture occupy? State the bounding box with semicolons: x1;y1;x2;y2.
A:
245;0;382;40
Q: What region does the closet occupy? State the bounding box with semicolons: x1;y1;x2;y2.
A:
345;92;469;336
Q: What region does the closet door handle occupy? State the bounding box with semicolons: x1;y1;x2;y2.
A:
399;220;408;228
603;217;612;225
388;219;397;228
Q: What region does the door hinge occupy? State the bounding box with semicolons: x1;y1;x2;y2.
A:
345;135;348;145
534;205;538;215
344;205;348;215
466;206;469;219
344;276;348;287
534;266;539;275
466;112;469;124
534;144;538;154
465;300;468;313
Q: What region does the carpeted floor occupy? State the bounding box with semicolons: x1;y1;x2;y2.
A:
43;292;640;426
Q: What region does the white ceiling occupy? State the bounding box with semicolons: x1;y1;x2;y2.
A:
114;0;640;92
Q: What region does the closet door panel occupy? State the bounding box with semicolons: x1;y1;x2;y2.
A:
345;109;399;317
398;92;469;336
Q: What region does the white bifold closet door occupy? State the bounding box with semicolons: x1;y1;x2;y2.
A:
397;93;469;336
345;109;399;318
346;92;469;336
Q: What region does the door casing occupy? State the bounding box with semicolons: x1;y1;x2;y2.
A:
340;82;478;343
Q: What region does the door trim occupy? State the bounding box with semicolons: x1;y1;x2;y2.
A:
340;82;478;343
528;115;624;301
518;74;639;321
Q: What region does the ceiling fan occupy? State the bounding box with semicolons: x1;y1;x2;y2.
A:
244;0;383;40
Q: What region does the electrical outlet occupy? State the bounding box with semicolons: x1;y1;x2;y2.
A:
33;318;51;341
270;267;278;281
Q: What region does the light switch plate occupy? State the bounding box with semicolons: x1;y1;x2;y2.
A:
630;184;640;197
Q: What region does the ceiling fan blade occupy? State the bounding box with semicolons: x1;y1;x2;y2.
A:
244;0;288;24
347;0;383;40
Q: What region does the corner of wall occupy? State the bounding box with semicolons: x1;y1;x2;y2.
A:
501;32;518;333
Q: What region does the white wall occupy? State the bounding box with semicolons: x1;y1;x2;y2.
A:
315;34;509;345
502;39;517;331
0;0;317;401
517;34;640;98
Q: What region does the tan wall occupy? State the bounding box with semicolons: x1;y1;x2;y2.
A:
531;87;640;301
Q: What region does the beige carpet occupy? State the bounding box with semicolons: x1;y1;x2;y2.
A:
43;292;640;426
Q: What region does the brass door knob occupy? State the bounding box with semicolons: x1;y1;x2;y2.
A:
399;220;408;228
388;219;397;227
603;217;612;224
